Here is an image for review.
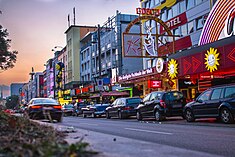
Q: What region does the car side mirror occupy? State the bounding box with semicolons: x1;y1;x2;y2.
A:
196;99;203;103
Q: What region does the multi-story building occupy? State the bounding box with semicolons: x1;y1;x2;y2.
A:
65;25;97;85
80;11;143;86
140;0;212;69
10;83;24;96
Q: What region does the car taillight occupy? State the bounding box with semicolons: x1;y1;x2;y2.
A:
30;105;41;109
160;100;166;108
53;105;62;109
123;106;131;110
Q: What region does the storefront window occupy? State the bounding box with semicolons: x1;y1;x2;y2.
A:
186;0;195;10
179;0;186;13
187;21;194;34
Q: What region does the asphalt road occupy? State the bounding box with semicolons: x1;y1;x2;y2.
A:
53;116;235;157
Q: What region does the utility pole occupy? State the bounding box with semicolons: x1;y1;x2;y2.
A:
98;24;102;78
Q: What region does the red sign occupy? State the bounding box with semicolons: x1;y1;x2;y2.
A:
160;12;187;34
136;8;160;16
148;80;162;88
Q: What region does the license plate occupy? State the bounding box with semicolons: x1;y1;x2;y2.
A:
43;107;53;110
173;104;182;108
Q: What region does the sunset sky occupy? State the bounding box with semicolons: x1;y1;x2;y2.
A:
0;0;140;97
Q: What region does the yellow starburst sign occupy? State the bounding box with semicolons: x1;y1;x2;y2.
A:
205;48;220;72
168;59;178;79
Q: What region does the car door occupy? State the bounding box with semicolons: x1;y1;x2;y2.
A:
109;99;119;116
144;92;159;117
192;89;212;117
206;88;223;116
139;93;151;117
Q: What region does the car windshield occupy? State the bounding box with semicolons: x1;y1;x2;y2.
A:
34;99;57;104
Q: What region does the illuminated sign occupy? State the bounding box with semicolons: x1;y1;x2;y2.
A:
167;59;178;79
156;58;164;73
199;0;235;45
136;8;160;16
160;13;187;34
204;48;220;73
148;80;162;88
118;68;154;81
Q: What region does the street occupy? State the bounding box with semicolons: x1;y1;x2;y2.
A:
51;116;235;157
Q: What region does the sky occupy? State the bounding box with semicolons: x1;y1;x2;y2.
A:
0;0;140;97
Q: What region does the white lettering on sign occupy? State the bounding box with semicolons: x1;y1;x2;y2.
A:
224;7;235;37
119;68;154;81
163;17;181;31
152;81;161;88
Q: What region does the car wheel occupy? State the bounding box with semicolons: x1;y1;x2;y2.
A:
155;110;164;121
220;108;234;124
106;111;110;119
83;114;87;118
91;113;96;118
185;109;195;122
136;111;142;121
56;116;63;122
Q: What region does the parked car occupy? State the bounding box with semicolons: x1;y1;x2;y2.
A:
62;104;75;116
106;97;142;119
75;103;89;116
184;84;235;124
136;91;186;121
26;98;62;122
82;103;109;118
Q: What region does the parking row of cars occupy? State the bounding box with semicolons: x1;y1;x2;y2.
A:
24;84;235;124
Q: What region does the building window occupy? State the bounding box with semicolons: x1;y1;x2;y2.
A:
161;11;167;21
150;0;155;8
147;59;152;68
167;8;173;20
181;24;188;37
173;27;180;40
196;16;204;30
195;0;203;5
155;0;160;5
172;3;179;18
179;0;186;13
187;21;194;34
187;0;195;10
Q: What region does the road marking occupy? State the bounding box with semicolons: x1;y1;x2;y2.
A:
125;128;173;135
80;123;99;126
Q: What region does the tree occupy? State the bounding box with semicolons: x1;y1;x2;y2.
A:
0;25;18;72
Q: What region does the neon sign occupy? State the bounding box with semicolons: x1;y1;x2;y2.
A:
136;8;160;16
199;0;235;45
204;48;220;73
